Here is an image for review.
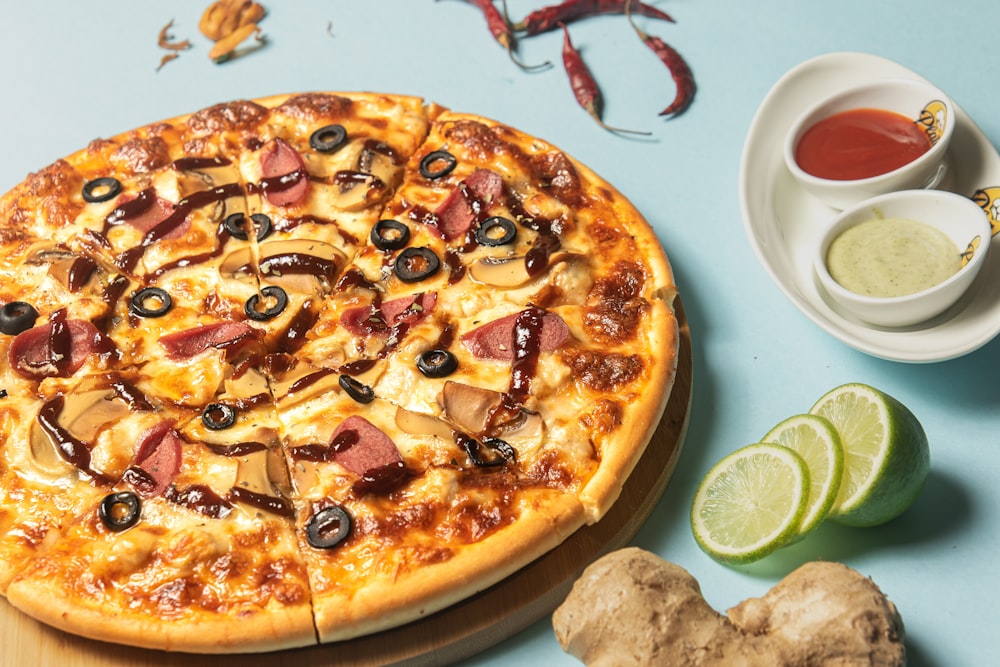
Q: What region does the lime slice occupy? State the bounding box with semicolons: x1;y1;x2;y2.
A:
809;383;930;527
690;443;810;564
761;414;844;537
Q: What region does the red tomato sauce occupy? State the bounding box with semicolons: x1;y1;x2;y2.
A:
794;108;932;181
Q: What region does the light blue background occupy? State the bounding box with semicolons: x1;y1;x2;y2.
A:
1;2;997;665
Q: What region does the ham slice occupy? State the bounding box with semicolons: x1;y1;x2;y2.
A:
461;309;570;361
108;189;190;240
434;168;504;241
9;318;115;379
127;421;183;497
339;292;437;336
260;138;309;207
159;321;259;360
329;415;403;477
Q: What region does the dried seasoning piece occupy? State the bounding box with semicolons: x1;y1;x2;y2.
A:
208;23;265;63
158;19;192;51
199;0;266;41
200;0;267;63
155;18;192;71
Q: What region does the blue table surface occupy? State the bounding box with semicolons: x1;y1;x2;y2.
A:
1;2;997;665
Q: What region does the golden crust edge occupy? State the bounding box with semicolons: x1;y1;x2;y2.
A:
4;576;318;653
311;493;586;643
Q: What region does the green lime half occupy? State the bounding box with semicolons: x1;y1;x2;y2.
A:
762;413;844;537
810;383;930;527
690;442;810;564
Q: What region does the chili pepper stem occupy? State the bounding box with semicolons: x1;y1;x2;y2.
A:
560;23;651;136
502;35;553;72
479;0;552;71
625;0;696;116
588;110;653;136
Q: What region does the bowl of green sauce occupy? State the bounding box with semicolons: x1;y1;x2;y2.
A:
814;189;992;327
785;78;955;210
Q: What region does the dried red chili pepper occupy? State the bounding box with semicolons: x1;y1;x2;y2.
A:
514;0;674;35
560;24;650;135
467;0;550;71
626;0;695;116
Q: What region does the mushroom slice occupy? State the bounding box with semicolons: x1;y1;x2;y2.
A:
24;242;98;291
59;386;133;442
469;251;582;288
469;256;532;288
395;406;453;440
219;246;254;278
497;410;545;454
258;239;346;292
224;366;270;400
439;381;504;434
321;150;397;212
270;364;342;409
234;448;278;497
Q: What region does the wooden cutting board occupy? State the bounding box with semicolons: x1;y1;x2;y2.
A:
1;299;693;667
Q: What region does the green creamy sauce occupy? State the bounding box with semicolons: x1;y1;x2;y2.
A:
826;217;961;297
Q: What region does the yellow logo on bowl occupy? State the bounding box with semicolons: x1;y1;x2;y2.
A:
916;100;948;144
972;186;1000;237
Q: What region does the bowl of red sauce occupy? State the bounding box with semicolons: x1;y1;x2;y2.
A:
784;78;955;210
814;189;991;328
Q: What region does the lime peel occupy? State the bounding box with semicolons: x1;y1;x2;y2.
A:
809;383;930;527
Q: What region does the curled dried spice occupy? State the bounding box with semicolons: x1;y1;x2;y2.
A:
199;0;266;41
208;22;265;63
158;19;192;51
156;53;180;72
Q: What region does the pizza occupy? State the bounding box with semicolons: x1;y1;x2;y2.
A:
0;92;679;653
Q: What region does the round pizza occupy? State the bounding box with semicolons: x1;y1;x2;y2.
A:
0;92;679;652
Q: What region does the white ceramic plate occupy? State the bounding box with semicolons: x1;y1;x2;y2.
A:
739;51;1000;362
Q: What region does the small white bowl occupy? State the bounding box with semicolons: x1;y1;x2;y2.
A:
785;78;955;210
814;189;991;328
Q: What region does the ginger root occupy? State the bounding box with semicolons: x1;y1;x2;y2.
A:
552;548;905;666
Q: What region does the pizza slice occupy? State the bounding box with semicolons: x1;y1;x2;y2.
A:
266;366;586;642
3;357;315;652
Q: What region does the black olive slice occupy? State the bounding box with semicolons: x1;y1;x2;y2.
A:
99;491;141;532
475;216;518;247
202;403;237;430
464;436;515;468
370;219;410;251
310;124;348;153
419;150;457;179
224;212;273;241
306;505;352;549
339;374;375;404
416;349;458;378
0;301;39;335
393;247;440;283
129;287;172;318
82;177;122;203
245;285;288;321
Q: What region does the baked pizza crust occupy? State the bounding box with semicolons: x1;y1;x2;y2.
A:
0;91;679;653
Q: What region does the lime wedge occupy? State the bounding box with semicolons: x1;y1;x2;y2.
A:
690;443;810;564
761;413;844;537
810;383;930;527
